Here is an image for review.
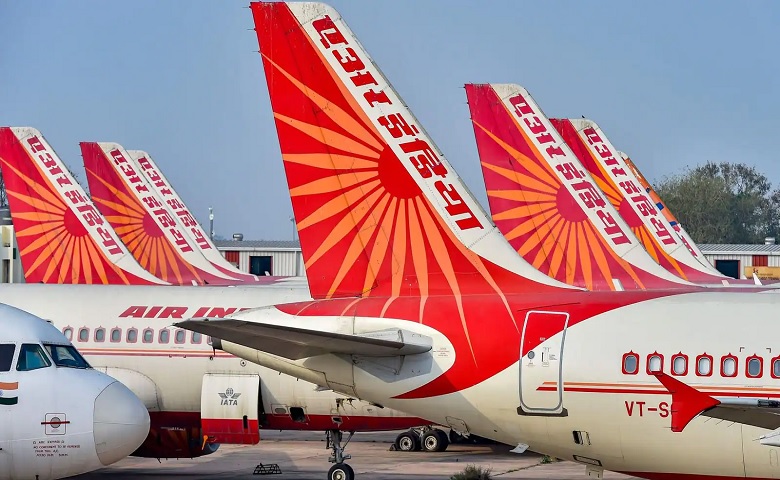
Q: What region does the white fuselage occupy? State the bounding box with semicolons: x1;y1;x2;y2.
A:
0;284;423;438
220;291;780;478
0;304;149;480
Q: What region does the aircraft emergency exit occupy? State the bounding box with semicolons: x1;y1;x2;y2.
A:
0;303;149;480
180;4;780;480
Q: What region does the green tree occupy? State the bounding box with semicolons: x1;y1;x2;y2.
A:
655;162;780;244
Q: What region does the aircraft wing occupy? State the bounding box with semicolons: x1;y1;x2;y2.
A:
175;318;432;360
653;371;780;431
700;399;780;430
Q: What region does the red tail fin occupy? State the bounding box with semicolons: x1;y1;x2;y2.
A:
81;141;224;286
465;84;691;291
621;152;724;276
252;3;572;300
128;150;260;282
553;119;725;284
0;127;166;285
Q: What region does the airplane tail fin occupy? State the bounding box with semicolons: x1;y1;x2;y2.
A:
620;152;724;277
80;141;210;286
251;2;572;299
465;84;692;290
126;150;260;282
0;127;167;285
552;119;725;284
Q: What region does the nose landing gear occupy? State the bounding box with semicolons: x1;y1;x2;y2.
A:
326;429;354;480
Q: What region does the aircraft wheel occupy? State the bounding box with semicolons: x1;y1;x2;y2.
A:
394;430;421;452
328;462;354;480
424;429;449;452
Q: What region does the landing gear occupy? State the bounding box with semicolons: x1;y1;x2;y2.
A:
394;427;450;452
422;428;449;452
394;430;420;451
326;429;354;480
327;462;354;480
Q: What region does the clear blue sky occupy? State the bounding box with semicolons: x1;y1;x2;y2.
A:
2;1;779;240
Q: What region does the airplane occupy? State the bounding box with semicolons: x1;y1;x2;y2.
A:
179;3;780;480
0;302;149;479
0;127;168;285
81;141;256;285
620;151;725;276
551;118;736;284
465;85;762;290
0;283;450;470
465;84;696;291
125;149;261;282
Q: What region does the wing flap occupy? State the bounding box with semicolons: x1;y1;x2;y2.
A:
705;400;780;431
176;318;432;360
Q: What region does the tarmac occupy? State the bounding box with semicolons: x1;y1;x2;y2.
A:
75;431;639;479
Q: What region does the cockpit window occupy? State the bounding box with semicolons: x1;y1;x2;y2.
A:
43;344;91;369
16;344;52;371
0;344;15;372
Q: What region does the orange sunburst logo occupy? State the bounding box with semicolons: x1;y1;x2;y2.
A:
553;119;688;280
465;84;651;291
259;21;534;304
0;128;138;284
81;142;203;286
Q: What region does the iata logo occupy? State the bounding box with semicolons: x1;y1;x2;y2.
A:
218;388;241;406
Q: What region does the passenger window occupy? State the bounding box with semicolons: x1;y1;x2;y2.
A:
773;357;780;379
721;355;737;377
191;332;202;344
142;329;154;344
95;328;105;342
16;344;52;371
646;353;663;374
110;328;122;343
622;352;638;375
62;327;73;341
746;356;763;378
174;330;186;344
672;354;688;376
78;328;89;342
206;336;213;346
127;329;138;343
159;329;170;344
0;344;15;372
696;354;713;376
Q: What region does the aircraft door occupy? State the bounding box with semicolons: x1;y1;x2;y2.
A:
518;310;568;416
201;373;260;445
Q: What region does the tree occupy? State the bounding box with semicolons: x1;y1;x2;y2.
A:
655;162;780;244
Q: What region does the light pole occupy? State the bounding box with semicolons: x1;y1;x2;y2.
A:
209;207;214;241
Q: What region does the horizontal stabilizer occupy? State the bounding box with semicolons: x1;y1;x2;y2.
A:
176;318;432;360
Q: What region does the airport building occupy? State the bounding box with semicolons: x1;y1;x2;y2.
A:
214;237;304;277
699;238;780;280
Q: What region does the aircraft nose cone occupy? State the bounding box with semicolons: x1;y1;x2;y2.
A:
93;381;150;466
